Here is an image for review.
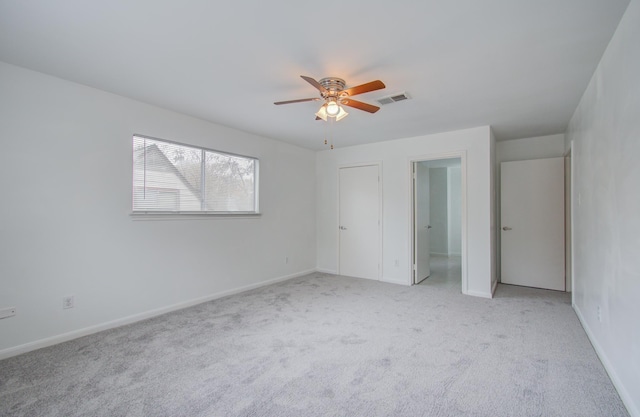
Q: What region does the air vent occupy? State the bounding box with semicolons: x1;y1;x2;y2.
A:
377;92;411;105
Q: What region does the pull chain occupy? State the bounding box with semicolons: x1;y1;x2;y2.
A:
322;116;336;150
330;117;334;150
324;118;328;146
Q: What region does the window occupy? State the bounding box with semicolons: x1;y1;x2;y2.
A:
132;135;259;214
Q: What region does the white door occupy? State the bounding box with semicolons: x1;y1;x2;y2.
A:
339;165;380;280
414;162;431;283
501;157;565;291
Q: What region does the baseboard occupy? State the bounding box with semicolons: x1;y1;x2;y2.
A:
315;268;337;275
0;269;315;361
464;289;493;299
491;279;498;297
381;276;410;286
574;305;638;417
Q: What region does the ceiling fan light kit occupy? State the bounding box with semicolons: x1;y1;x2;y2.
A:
315;105;328;122
316;103;349;122
335;106;348;121
326;98;340;116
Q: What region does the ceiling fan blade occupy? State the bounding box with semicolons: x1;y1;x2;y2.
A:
340;98;380;113
341;80;385;97
274;98;321;105
300;75;328;94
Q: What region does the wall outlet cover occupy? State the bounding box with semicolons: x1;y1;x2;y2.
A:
63;296;75;309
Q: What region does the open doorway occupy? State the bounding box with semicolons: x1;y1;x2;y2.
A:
412;156;464;291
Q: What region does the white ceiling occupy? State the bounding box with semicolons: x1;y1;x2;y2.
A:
0;1;629;150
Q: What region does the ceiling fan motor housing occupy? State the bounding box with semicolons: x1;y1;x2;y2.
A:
319;77;346;98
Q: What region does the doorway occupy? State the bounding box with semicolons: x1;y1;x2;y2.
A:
338;164;381;280
411;155;465;291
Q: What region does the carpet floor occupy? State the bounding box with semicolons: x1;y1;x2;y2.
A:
0;264;629;416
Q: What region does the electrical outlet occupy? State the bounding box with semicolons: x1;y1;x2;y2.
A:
63;295;75;309
0;307;16;320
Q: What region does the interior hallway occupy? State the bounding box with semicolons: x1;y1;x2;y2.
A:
419;254;462;291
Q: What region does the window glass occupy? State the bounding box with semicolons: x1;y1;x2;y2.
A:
132;135;258;214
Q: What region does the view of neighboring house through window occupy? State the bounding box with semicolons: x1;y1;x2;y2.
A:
132;135;258;213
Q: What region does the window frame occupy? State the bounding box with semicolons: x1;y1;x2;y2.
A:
131;134;260;217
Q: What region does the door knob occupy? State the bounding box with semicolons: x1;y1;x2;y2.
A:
339;226;347;230
427;225;432;229
502;226;512;231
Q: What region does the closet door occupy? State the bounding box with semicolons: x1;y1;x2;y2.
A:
501;157;565;291
339;165;381;280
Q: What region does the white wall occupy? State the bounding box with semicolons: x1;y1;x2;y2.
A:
447;167;462;256
0;62;317;356
565;1;640;415
490;128;497;290
496;134;565;163
316;126;495;297
429;168;449;255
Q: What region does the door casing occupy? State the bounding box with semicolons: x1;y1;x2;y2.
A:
414;162;431;284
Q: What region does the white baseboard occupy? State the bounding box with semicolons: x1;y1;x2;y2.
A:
574;304;638;417
381;276;410;286
464;289;493;299
315;268;337;275
0;269;315;361
491;279;498;297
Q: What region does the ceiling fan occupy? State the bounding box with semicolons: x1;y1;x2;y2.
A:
274;75;386;121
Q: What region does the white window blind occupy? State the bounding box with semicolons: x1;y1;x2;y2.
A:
132;135;259;214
